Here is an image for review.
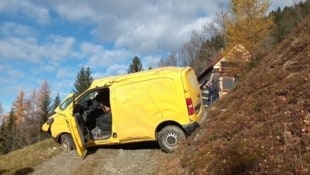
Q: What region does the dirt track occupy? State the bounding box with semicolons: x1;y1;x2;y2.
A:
31;142;167;175
29;109;207;175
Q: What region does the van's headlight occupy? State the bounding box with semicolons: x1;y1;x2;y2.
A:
46;118;54;125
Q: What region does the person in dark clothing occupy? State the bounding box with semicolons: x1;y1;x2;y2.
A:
87;92;112;139
95;103;112;138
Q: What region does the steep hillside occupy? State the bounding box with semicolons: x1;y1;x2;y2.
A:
165;16;310;174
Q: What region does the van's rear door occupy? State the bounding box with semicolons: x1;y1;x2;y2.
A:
182;67;202;120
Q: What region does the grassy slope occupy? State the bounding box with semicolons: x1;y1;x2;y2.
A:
161;16;310;175
0;139;62;175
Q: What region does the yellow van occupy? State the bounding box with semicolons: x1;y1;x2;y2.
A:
42;66;203;157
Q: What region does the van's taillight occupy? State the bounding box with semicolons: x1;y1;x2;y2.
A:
186;98;195;115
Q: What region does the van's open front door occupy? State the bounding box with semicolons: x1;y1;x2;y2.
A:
52;93;89;157
66;112;89;158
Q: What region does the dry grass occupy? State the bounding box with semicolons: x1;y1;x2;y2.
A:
156;145;186;175
159;16;310;174
0;139;62;175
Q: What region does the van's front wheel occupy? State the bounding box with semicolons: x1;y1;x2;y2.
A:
157;125;185;153
60;134;74;152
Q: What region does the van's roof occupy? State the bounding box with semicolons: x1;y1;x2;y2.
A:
89;66;189;88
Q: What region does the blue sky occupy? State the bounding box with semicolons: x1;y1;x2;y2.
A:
0;0;301;113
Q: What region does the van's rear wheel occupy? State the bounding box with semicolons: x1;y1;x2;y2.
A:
60;134;74;152
157;125;185;153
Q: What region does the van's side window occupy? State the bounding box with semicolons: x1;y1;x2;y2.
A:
59;97;73;110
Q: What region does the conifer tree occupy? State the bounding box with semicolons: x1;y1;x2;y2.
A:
127;56;143;73
73;67;93;95
51;92;61;114
37;81;51;140
37;81;51;126
0;107;7;154
7;109;16;151
0;122;5;154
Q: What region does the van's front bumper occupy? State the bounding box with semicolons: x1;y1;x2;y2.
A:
183;122;200;136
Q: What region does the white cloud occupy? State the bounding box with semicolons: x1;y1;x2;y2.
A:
56;68;74;79
0;0;50;24
47;0;300;54
0;35;76;62
102;64;128;77
0;37;42;62
80;42;130;69
7;69;24;79
43;0;226;54
50;78;75;98
44;35;76;60
0;63;23;83
142;55;161;69
179;16;213;36
1;0;299;56
0;22;37;37
53;2;101;24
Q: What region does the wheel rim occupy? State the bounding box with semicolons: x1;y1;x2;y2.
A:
62;141;68;148
62;140;69;150
165;133;178;147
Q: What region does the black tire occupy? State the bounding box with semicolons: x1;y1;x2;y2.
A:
60;134;74;152
157;125;185;153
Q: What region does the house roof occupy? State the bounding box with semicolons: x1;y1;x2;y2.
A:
197;44;251;82
197;53;222;82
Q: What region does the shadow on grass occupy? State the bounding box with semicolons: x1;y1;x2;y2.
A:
14;167;34;175
0;169;8;174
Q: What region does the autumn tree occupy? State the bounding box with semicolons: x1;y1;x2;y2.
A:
226;0;274;57
127;56;143;73
73;67;93;95
24;90;39;145
12;91;28;149
13;91;26;125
